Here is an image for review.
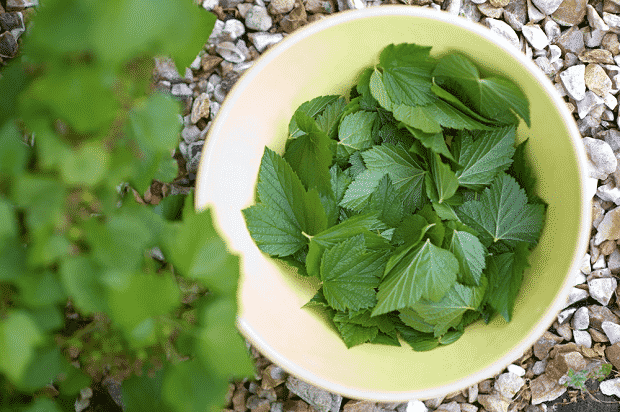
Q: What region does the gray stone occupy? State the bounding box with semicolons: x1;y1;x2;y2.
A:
213;84;227;104
435;401;460;412
494;372;525;399
208;19;225;42
600;378;620;397
551;0;587;26
565;52;580;67
549;44;562;63
481;18;520;49
585;28;608;48
603;321;620;343
522;24;550;50
468;384;479;403
478;2;503;18
566;288;589;307
560;64;586;101
248;32;284;53
533;359;547;375
545;18;562;42
589;277;618;305
588;5;610;30
171;83;192;98
154;56;182;82
604;93;618;110
572;306;590;329
216;41;245;64
532;0;562;14
191;93;210;124
0;31;17;58
556;26;586;55
534;331;564;359
602;129;620;151
556;321;573;341
577;91;605;118
604;11;620;32
6;0;38;10
460;405;478;412
181;125;201;144
221;0;244;8
597;183;620;204
559;307;577;323
503;0;527;30
590;305;620;329
423;396;445;409
269;0;295;13
595;206;620;243
609;249;620;273
237;3;253;17
0;12;24;35
573;329;593;347
529;374;567;404
286;376;337;412
477;393;510;412
583;137;617;180
210;101;221;119
223;19;246;41
585;64;613;96
535;56;554;75
245;5;273;31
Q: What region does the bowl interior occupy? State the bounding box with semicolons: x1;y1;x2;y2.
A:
195;6;591;401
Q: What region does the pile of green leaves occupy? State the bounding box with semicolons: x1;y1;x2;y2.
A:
0;0;254;411
243;43;546;351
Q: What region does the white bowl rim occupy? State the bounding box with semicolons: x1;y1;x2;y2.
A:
196;5;592;401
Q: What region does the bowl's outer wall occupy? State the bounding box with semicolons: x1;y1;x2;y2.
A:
196;7;591;401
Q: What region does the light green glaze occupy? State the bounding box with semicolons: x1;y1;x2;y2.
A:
195;6;591;401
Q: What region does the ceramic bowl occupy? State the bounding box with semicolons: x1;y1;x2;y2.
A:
195;6;591;401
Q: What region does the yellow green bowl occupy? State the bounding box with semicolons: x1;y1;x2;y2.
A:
195;6;591;401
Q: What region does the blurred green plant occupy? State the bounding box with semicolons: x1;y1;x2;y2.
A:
0;0;255;410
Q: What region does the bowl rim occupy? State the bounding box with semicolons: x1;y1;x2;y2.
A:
196;5;592;401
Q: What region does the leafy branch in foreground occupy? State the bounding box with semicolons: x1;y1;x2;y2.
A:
0;0;254;411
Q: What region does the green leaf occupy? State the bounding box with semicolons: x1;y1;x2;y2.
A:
484;243;530;322
432;53;530;126
129;92;181;153
445;227;486;286
197;297;255;380
399;308;434;333
284;111;333;195
507;139;544;204
339;170;385;211
392;104;441;134
411;278;487;337
315;97;347;139
0;120;28;177
335;321;378;348
59;257;108;315
320;236;384;311
163;203;240;295
163;360;228;412
101;270;180;336
373;239;459;315
396;324;439;351
16;270;67;308
17;345;70;392
369;70;393;111
416;204;445;247
243;147;327;257
0;310;44;383
362;143;427;212
330;165;352;206
406;127;454;161
11;175;66;235
365;174;405;227
0;238;26;282
430;81;495;124
305;213;389;277
425;153;459;204
20;64;119;134
452;126;516;190
378;43;435;106
122;369;174;412
337;111;378;157
153;194;186;221
356;67;374;96
60;140;110;186
289;95;340;138
456;173;545;247
391;214;431;247
0;197;16;240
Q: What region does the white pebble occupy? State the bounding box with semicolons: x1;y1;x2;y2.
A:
560;64;586;101
603;321;620;344
573;329;592;348
406;400;429;412
565;288;589;307
507;364;526;377
576;91;604;119
597;183;620;204
600;378;620;397
522;24;549;50
589;277;617;305
223;19;246;41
